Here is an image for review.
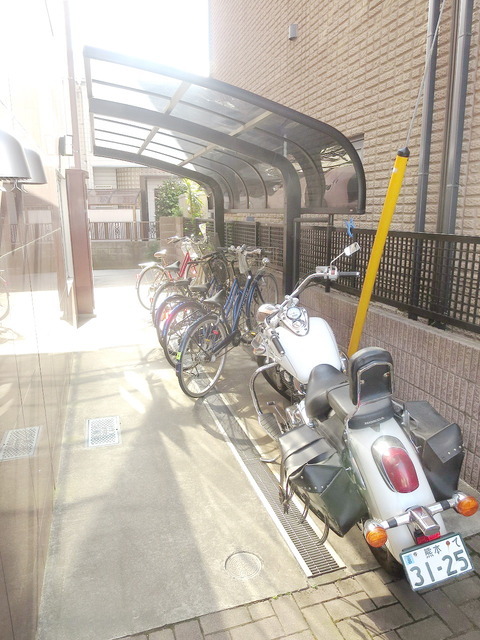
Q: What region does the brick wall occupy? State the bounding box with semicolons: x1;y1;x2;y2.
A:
301;286;480;490
209;0;480;236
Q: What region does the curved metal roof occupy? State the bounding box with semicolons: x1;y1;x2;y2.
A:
84;46;366;290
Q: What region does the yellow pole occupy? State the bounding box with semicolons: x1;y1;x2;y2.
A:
348;148;410;357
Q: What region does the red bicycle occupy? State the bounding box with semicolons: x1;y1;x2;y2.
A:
135;235;203;309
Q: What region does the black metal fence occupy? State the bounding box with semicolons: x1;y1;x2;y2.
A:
296;224;480;334
86;216;479;334
224;221;284;269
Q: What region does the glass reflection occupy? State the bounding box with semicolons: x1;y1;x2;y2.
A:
0;176;73;640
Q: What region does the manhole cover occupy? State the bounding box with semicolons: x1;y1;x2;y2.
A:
225;552;262;580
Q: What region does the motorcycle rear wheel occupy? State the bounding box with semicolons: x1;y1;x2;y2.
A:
368;543;404;578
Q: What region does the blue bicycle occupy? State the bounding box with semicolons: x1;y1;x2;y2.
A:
174;247;278;397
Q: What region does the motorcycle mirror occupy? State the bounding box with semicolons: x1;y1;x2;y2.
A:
344;242;360;256
330;242;361;265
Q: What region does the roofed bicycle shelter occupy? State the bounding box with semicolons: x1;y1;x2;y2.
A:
84;47;366;292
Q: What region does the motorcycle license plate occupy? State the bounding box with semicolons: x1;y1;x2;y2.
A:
401;534;473;591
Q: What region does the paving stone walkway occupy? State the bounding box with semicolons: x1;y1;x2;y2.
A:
119;535;480;640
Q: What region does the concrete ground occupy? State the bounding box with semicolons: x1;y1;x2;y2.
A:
37;270;480;640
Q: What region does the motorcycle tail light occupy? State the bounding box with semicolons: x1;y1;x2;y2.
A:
372;437;419;494
364;524;388;548
455;495;479;517
415;531;441;545
381;447;419;493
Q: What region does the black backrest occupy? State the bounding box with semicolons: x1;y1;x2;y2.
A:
348;347;393;407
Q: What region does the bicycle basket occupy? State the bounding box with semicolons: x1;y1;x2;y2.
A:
209;257;229;285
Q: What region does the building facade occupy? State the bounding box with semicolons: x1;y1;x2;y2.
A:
208;1;480;490
209;0;480;235
0;2;77;638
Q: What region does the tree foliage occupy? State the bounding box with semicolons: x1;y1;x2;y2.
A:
154;178;205;219
154;179;187;218
183;179;204;219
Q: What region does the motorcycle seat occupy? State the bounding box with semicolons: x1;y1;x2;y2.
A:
328;385;356;423
304;364;348;421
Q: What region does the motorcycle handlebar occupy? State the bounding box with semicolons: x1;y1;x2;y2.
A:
266;269;360;321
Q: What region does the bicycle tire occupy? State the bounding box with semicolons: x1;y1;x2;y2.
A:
176;316;228;398
154;293;190;339
162;300;206;367
151;280;189;324
246;272;279;335
0;281;9;321
137;265;168;309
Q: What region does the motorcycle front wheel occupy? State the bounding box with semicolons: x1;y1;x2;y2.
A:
256;355;302;402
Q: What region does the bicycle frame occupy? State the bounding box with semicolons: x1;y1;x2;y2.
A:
198;273;254;356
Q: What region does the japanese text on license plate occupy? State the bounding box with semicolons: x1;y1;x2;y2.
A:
401;534;473;590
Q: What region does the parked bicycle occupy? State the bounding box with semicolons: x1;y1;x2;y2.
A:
135;234;206;309
174;246;279;397
150;246;231;325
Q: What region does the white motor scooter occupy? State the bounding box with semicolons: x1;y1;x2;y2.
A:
250;245;478;589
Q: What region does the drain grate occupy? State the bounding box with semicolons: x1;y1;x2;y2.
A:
86;416;121;448
0;427;40;461
204;395;342;579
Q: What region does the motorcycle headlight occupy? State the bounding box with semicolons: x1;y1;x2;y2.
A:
256;303;278;323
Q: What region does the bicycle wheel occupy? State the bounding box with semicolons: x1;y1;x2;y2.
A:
247;273;279;335
154;293;189;338
0;280;9;321
136;265;168;309
162;300;206;367
151;280;189;324
176;316;228;398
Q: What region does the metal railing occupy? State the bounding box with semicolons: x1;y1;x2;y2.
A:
10;223;54;244
89;221;160;241
296;224;480;334
224;221;284;269
85;217;479;334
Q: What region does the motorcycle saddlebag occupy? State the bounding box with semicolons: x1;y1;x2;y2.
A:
279;425;367;536
404;400;464;501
